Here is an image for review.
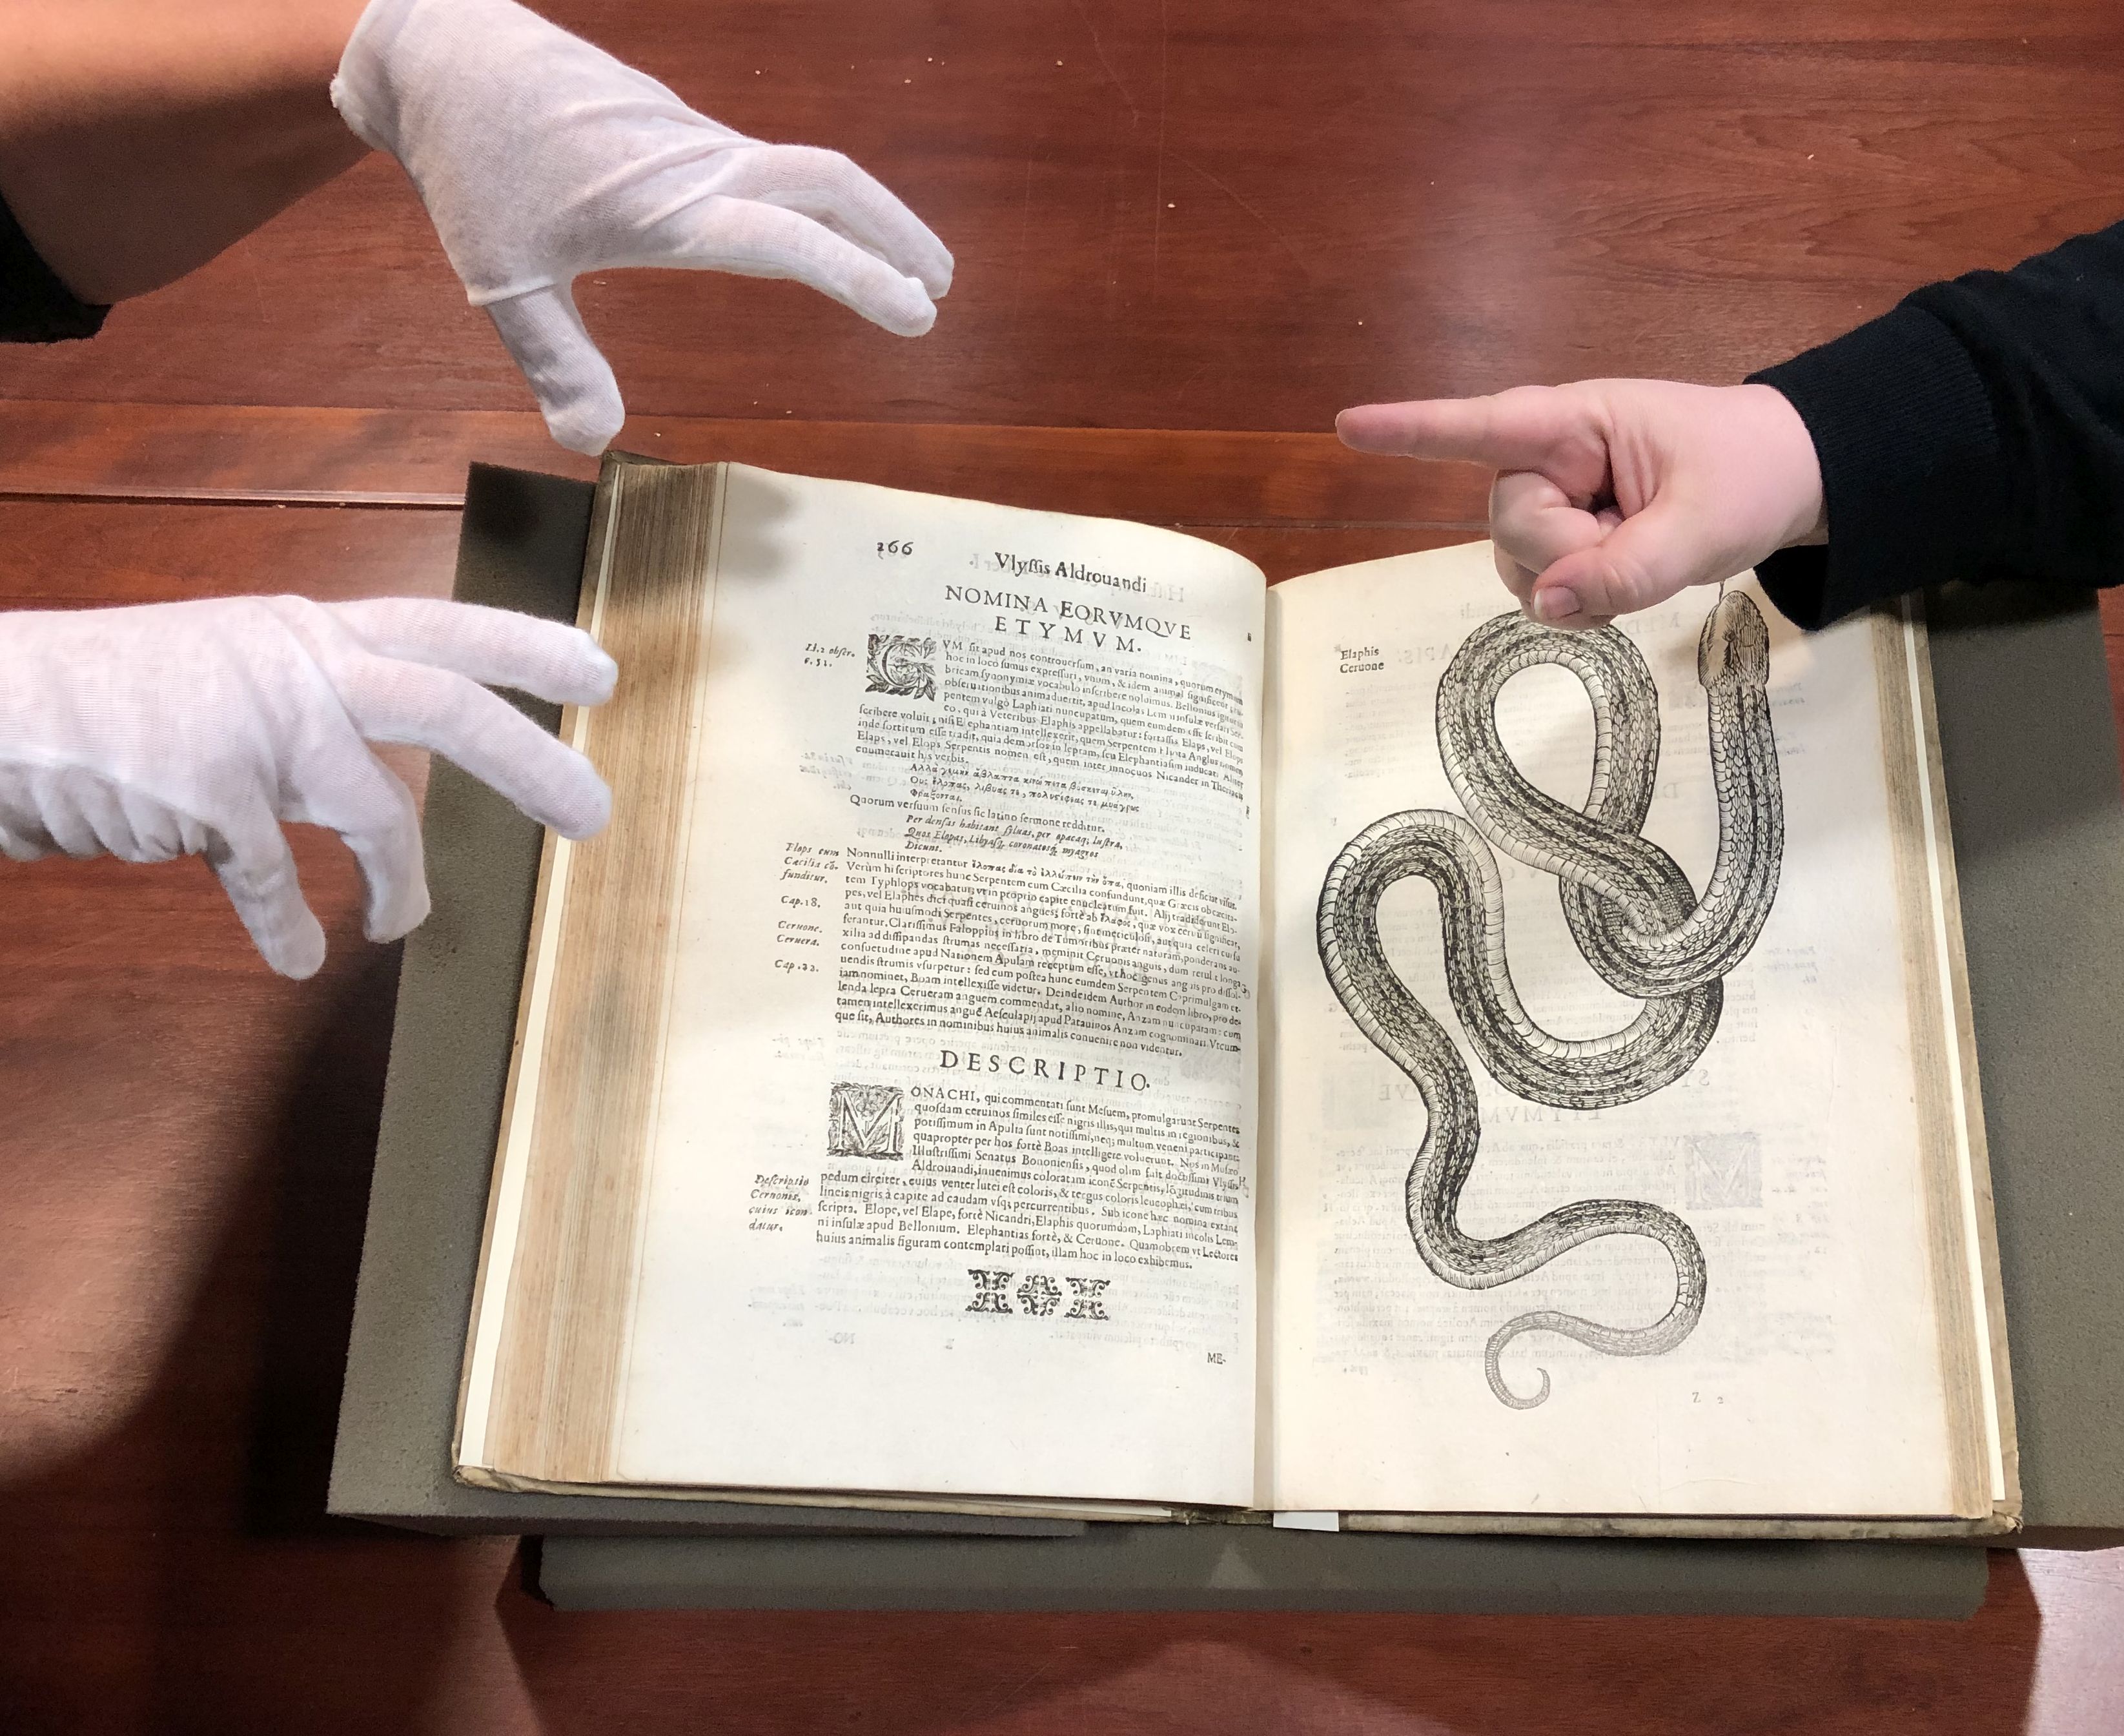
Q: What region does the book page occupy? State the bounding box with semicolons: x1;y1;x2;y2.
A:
593;467;1265;1506
1263;544;1993;1518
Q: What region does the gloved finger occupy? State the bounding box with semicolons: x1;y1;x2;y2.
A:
1527;495;1717;628
15;766;169;860
0;766;61;858
205;800;327;979
328;598;617;706
1336;387;1603;475
0;815;52;860
110;784;201;861
329;650;612;839
278;723;432;943
484;285;626;456
649;198;938;336
710;145;954;296
30;766;127;859
1491;469;1608;578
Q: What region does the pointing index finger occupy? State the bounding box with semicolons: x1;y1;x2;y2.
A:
1336;387;1595;471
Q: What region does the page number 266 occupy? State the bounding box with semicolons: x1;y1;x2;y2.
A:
877;539;914;558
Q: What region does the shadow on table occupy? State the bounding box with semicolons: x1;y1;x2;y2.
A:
0;935;485;1735
493;1549;2046;1734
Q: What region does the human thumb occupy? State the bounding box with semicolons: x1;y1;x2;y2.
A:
484;283;626;456
1526;496;1727;626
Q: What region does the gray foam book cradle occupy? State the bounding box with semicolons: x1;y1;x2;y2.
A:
329;464;2124;1615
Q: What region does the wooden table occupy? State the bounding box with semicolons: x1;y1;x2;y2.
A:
4;5;2123;1730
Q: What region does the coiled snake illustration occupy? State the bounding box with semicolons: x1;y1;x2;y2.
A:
1316;593;1783;1407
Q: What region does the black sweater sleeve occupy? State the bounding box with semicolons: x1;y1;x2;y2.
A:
1747;221;2124;629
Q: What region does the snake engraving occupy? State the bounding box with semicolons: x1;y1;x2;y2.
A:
1316;592;1783;1407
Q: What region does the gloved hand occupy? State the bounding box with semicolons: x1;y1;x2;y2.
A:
0;596;615;979
1337;381;1828;628
331;0;954;454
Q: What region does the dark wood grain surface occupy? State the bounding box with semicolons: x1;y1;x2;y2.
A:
3;3;2122;433
4;1;2124;1730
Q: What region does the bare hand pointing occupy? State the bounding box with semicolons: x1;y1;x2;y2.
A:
1336;381;1828;628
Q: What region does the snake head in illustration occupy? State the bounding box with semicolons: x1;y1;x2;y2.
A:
1316;593;1784;1407
1699;589;1772;692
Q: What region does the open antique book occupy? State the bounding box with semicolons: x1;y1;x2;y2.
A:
454;456;2017;1538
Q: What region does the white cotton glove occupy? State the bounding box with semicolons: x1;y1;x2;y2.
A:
0;597;615;979
330;0;955;454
